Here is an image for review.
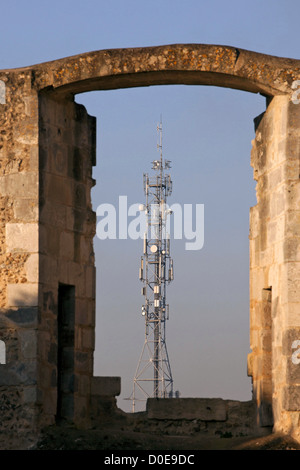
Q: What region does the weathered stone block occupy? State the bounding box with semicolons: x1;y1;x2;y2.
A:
6;223;38;253
40;201;66;228
259;353;272;378
60;371;74;394
286;211;300;238
85;265;95;299
286;360;300;384
227;400;256;427
267;216;285;247
249;269;265;304
287;180;300;209
45;225;60;256
45;173;73;206
283;385;300;411
14;118;38;145
91;376;121;397
74;183;86;209
75;298;90;326
270;187;285;218
60;231;74;260
25;254;39;283
39;255;58;286
283;238;300;262
13;199;38;222
75;351;92;374
0;173;38;198
147;398;227;421
287;278;300;303
50;144;68;176
42;389;58;415
23;386;37;404
258;399;274;427
7;284;38;307
76;374;91;396
20;329;37;359
285;159;300;180
0;360;37;386
80;326;94;350
73;396;89;428
259;329;272;352
286;302;300;327
67;261;84;291
282;328;300;356
80;236;92;264
47;342;57;366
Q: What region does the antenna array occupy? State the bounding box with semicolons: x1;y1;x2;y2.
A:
130;121;174;412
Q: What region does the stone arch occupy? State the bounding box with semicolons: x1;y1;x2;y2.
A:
34;44;300;436
30;44;299;98
2;43;300;442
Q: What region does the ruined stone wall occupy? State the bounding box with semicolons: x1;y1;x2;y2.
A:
38;91;96;429
0;70;40;449
90;384;264;439
248;95;300;439
0;75;96;448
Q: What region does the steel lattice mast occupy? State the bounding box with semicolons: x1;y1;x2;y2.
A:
130;121;174;412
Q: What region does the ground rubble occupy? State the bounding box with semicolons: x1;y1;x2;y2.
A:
33;420;300;451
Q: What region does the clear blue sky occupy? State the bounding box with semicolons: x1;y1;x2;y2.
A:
1;1;299;412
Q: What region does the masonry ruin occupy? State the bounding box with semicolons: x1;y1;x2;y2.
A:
1;44;300;449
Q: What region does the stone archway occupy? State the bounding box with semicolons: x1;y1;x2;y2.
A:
1;44;300;446
30;44;298;96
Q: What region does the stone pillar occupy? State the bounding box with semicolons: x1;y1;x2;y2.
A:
248;94;300;440
38;91;96;429
0;78;97;448
0;70;40;449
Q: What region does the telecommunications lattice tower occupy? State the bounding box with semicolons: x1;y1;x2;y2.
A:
129;120;174;412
